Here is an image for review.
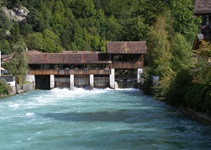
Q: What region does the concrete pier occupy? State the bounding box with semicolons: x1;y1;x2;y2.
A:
26;75;35;83
70;74;74;90
90;74;94;90
50;75;55;89
109;68;115;89
137;68;143;83
26;75;35;89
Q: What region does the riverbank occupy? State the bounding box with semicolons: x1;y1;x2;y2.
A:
0;82;35;98
180;107;211;126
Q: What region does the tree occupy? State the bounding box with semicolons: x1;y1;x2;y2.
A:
0;4;12;38
102;0;136;19
0;40;12;54
27;8;46;32
61;25;73;50
145;16;175;99
193;41;211;85
91;35;100;51
134;0;168;25
170;33;194;72
147;16;172;75
19;22;33;36
105;15;122;41
0;79;11;96
25;32;44;50
51;1;65;36
70;0;96;18
42;29;63;53
167;0;200;43
122;16;149;41
7;40;28;76
6;40;28;93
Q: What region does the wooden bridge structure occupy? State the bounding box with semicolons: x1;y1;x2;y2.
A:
26;41;147;90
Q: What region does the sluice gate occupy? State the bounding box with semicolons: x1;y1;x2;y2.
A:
55;76;70;88
94;75;109;88
35;75;50;90
74;75;89;87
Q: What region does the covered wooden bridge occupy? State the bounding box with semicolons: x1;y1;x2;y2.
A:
26;41;147;90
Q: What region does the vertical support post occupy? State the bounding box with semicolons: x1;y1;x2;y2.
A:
109;68;115;89
70;74;74;90
90;74;94;90
137;68;143;83
50;75;55;89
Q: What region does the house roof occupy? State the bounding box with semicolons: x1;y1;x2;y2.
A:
106;41;147;54
1;55;10;59
1;55;11;62
27;51;111;64
194;0;211;15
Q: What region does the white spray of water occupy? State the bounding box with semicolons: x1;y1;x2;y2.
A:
25;112;35;116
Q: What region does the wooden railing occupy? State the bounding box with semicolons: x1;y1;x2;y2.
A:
29;69;111;75
111;61;143;69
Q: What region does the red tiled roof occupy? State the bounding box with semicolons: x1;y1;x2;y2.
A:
106;41;147;54
194;0;211;15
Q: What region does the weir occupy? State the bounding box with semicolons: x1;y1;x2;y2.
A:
28;72;140;90
26;41;147;90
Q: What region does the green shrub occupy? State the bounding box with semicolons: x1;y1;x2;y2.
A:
166;69;193;106
185;83;211;115
142;67;152;95
0;79;11;96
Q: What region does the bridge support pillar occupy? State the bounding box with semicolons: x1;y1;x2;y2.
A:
26;75;35;88
90;74;94;90
70;74;74;90
109;68;115;89
26;75;35;83
137;68;143;83
50;75;55;89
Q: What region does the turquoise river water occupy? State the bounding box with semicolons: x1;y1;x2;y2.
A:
0;88;211;150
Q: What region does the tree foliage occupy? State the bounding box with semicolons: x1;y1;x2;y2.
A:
0;79;11;96
0;0;198;53
146;16;175;99
7;40;28;76
167;0;200;42
170;33;194;72
193;41;211;85
0;39;12;54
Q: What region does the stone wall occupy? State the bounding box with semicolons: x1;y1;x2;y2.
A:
17;83;35;94
180;107;211;126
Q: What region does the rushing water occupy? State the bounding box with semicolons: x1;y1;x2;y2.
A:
0;88;211;150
